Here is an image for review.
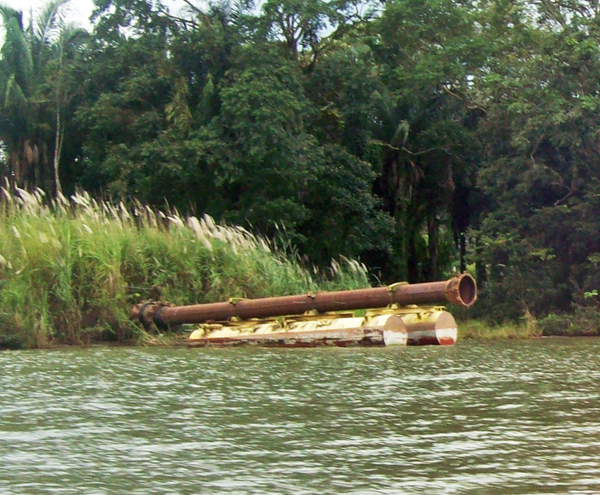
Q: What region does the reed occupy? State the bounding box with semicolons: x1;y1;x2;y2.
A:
0;186;370;349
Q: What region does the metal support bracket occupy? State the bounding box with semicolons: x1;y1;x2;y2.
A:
387;282;408;293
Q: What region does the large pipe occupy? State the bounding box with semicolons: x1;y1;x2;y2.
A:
134;273;476;330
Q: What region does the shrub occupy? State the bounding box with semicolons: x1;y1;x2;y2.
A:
538;306;600;337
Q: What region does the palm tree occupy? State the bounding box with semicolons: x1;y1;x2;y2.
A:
0;0;77;192
48;23;87;195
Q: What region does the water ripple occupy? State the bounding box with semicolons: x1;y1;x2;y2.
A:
0;339;599;493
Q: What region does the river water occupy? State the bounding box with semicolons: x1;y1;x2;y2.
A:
1;338;599;494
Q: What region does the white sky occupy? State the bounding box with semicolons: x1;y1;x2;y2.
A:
2;0;195;30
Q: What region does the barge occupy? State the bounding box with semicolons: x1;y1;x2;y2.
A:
133;273;476;347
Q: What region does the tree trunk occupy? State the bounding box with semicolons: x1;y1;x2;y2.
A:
427;211;439;281
53;105;63;196
407;230;419;284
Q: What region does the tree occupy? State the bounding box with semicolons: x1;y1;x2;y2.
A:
359;0;487;282
0;0;78;192
47;25;88;195
204;45;321;237
471;0;600;320
260;0;335;61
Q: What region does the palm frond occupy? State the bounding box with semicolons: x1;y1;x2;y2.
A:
57;23;88;49
33;0;71;46
0;12;33;93
0;4;23;30
3;73;28;111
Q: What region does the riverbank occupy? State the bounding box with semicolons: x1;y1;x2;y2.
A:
0;188;369;350
2;188;597;350
458;319;541;340
458;312;600;340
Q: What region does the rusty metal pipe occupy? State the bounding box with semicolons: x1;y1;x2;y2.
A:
134;273;476;329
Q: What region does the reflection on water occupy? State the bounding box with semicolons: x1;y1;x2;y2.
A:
1;339;599;494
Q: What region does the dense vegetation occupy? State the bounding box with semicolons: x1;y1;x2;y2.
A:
0;187;369;348
1;0;600;337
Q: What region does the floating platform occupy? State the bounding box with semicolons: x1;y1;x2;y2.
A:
187;307;458;347
133;274;475;348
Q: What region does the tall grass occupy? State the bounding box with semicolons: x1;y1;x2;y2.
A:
0;186;370;349
458;318;541;340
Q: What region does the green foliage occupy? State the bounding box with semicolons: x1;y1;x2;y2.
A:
0;0;81;191
471;1;600;321
538;307;600;337
359;0;487;282
458;319;541;341
4;0;600;330
0;187;370;349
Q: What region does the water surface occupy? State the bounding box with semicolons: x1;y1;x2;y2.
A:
1;338;599;494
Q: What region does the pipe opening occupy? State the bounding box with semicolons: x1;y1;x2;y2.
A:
457;274;477;308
